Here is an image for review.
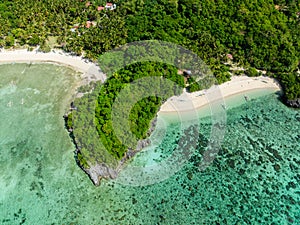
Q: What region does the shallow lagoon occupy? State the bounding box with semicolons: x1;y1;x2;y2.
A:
0;64;299;224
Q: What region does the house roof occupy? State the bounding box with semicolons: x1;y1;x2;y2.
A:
86;21;97;28
106;3;113;6
97;6;105;11
226;53;233;59
86;21;92;28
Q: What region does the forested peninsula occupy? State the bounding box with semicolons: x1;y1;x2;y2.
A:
1;0;299;184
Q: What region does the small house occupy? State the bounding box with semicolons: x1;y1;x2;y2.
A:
226;53;233;60
86;21;97;28
105;3;117;10
86;21;92;28
183;70;192;76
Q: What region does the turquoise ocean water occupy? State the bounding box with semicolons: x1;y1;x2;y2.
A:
0;64;299;224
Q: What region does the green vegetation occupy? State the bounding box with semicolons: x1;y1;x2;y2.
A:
120;0;299;100
69;82;119;167
245;67;260;77
77;151;90;169
95;62;184;159
274;72;300;100
129;97;161;139
66;62;186;163
1;0;299;164
0;0;126;58
65;113;73;130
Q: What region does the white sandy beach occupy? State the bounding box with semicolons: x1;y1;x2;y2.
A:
0;48;282;113
159;75;281;113
0;48;106;85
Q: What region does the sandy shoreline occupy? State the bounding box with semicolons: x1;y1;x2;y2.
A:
159;75;281;113
0;48;106;85
0;48;282;113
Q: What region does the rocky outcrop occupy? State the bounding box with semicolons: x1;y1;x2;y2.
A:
84;163;118;186
286;98;300;108
76;117;157;186
83;138;152;186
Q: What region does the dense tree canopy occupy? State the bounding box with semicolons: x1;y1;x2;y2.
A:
0;0;126;57
95;62;184;159
120;0;299;98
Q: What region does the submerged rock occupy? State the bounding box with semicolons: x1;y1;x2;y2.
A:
285;98;300;108
84;163;118;186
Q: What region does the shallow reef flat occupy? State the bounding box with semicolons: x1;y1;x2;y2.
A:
0;64;298;224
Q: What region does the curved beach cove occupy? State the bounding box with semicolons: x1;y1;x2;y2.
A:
0;58;299;223
0;49;106;85
159;75;281;113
